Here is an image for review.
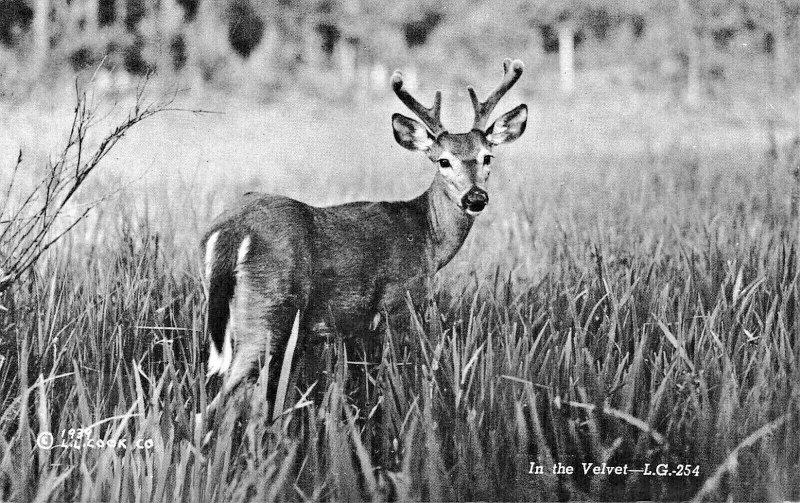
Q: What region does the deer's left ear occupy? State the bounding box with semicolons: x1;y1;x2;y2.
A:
486;104;527;145
392;113;435;151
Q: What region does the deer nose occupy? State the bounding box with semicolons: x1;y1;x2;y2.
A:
461;187;489;213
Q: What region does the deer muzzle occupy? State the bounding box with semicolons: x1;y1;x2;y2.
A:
462;187;489;214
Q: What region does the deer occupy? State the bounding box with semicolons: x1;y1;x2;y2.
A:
200;59;527;420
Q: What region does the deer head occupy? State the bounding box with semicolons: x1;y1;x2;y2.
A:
391;59;528;216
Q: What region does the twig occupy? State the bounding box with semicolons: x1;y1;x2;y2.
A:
0;74;203;294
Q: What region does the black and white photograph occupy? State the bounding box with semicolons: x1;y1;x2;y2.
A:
0;0;798;501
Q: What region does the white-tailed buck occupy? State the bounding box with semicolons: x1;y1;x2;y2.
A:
202;59;527;416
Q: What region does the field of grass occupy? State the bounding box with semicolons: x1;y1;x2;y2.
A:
0;81;799;501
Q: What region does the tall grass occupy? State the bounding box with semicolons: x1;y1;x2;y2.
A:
1;88;799;501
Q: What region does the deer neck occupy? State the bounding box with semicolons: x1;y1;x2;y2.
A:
416;175;475;271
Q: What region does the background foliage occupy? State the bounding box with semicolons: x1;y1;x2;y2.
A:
2;0;800;105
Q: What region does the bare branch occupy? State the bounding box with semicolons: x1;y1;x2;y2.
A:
0;75;200;294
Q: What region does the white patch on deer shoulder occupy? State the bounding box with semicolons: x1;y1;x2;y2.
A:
204;231;220;286
236;235;251;270
369;312;382;331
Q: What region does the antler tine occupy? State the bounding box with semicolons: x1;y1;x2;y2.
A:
391;70;445;136
468;58;525;130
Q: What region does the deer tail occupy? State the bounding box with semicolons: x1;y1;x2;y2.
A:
204;231;251;376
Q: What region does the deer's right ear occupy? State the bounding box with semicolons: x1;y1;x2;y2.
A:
486;104;527;145
392;113;434;151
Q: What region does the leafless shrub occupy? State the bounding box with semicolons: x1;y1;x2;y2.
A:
0;77;179;294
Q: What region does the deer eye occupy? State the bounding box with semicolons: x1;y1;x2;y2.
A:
438;159;451;168
483;155;493;166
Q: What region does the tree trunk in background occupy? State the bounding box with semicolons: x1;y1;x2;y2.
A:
558;22;574;94
767;13;784;162
773;16;787;91
249;21;277;69
685;34;700;105
337;41;356;86
31;0;49;76
679;0;700;105
156;0;183;75
116;0;128;27
792;16;800;220
303;16;321;67
186;0;230;90
796;15;800;139
85;0;99;38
